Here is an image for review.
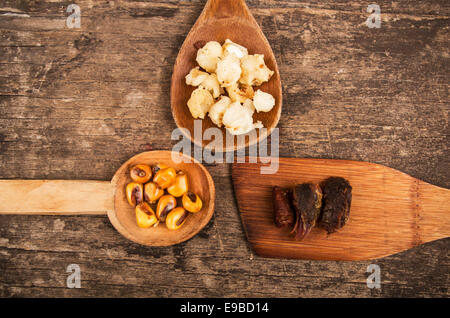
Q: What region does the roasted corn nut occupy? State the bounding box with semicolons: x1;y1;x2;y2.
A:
167;171;189;197
182;191;203;213
130;164;152;183
144;182;164;204
135;202;158;228
152;163;168;176
156;194;177;222
153;167;177;189
126;182;144;207
166;207;189;231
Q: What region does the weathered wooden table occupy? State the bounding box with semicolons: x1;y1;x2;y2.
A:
0;0;448;297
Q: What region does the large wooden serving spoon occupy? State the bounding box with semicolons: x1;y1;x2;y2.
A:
171;0;282;152
0;151;215;247
232;158;450;260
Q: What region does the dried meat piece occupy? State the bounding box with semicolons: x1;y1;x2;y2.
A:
318;177;352;234
272;186;295;228
291;183;322;240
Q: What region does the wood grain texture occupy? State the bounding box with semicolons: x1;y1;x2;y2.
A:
0;0;449;297
171;0;282;151
0;180;112;215
232;158;450;260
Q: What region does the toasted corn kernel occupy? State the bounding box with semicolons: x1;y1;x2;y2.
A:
130;164;152;183
144;182;164;204
182;191;203;213
126;182;144;207
153;167;176;189
156;194;177;222
152;163;168;176
166;207;189;230
135;202;158;228
167;171;189;197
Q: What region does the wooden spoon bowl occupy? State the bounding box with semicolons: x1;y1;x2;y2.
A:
109;151;215;246
0;151;216;247
171;0;282;152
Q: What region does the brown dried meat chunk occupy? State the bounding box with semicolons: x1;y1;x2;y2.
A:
318;177;352;234
291;183;323;240
272;186;295;228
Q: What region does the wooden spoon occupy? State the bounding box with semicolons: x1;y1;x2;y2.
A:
171;0;282;152
232;158;450;260
0;151;215;247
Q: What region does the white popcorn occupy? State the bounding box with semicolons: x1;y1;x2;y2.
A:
222;39;248;59
187;87;214;119
200;73;222;98
253;89;275;112
186;40;275;133
240;54;274;86
242;98;256;117
208;96;231;127
226;82;254;104
186;68;222;98
185;67;209;86
196;41;223;73
254;120;264;129
216;53;241;87
223;102;255;135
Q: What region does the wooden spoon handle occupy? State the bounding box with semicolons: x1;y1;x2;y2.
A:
202;0;252;20
418;181;450;242
0;180;113;215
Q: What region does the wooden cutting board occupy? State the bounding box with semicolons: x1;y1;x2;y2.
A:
232;158;450;261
